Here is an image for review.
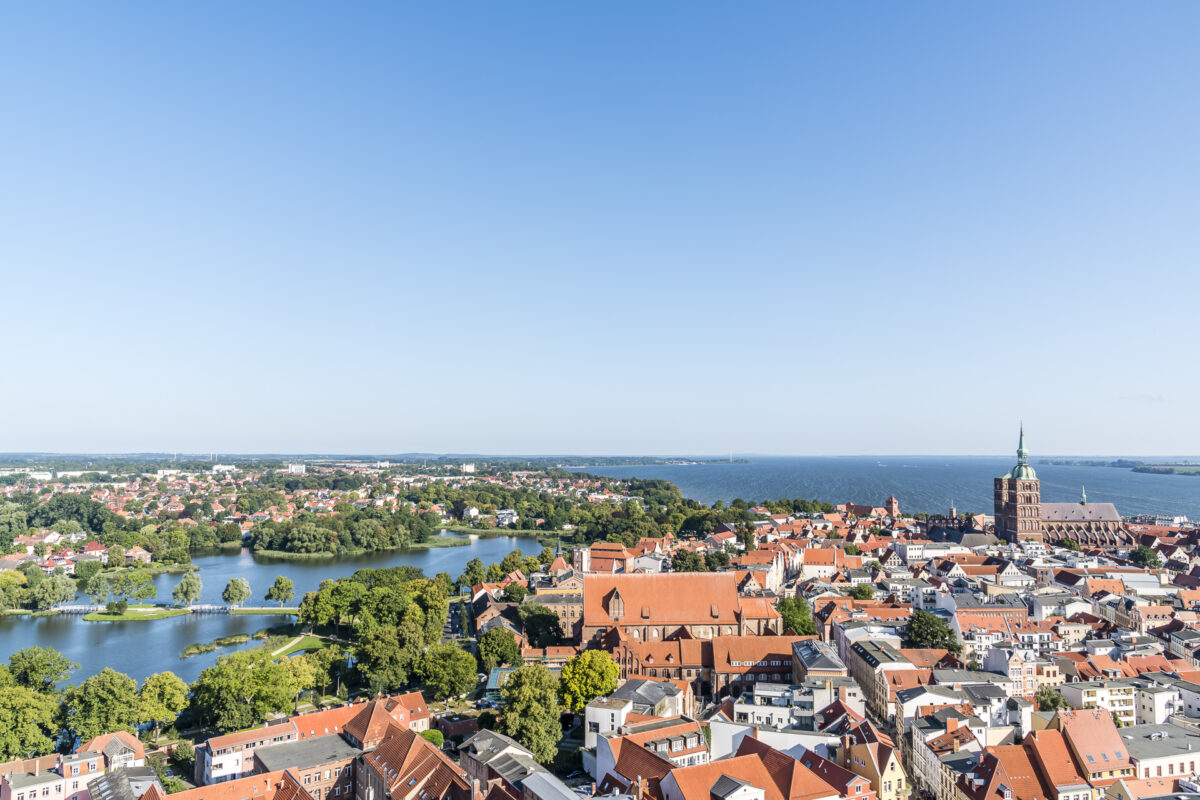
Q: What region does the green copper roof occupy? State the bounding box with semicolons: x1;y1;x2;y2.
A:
1001;424;1037;480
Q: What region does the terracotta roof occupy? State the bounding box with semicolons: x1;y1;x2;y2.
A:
82;731;146;760
584;574;745;627
961;746;1051;800
1022;730;1086;790
360;725;468;800
290;703;362;739
1056;708;1131;774
140;771;306;800
206;723;298;751
346;696;411;745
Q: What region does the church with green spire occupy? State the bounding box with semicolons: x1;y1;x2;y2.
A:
993;426;1130;546
994;424;1044;542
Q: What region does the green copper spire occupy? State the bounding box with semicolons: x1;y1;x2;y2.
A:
1080;484;1087;505
1010;423;1037;480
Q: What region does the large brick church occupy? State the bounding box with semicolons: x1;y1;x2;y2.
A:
994;426;1131;547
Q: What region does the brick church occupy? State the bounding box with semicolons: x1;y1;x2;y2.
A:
994;426;1131;547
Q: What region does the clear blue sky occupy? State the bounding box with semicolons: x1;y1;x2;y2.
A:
3;2;1199;456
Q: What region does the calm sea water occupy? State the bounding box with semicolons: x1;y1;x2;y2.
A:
0;533;544;684
574;456;1200;519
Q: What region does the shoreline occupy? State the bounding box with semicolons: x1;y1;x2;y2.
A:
249;534;472;561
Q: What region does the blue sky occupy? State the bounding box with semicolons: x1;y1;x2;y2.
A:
3;3;1199;456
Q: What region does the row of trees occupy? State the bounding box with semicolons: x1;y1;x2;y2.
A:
0;646;189;760
246;507;442;555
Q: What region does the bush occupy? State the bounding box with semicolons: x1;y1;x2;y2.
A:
419;729;444;748
106;599;128;615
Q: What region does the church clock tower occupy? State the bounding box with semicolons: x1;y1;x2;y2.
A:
994;425;1043;543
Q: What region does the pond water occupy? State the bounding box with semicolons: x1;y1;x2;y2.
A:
0;533;544;684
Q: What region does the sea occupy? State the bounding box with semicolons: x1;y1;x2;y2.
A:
571;456;1200;520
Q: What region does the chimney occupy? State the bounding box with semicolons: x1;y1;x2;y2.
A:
946;718;959;733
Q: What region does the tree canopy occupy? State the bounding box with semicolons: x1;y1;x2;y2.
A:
558;650;619;713
498;665;562;763
905;609;961;654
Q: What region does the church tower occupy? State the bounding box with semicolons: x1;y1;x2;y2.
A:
994;425;1043;542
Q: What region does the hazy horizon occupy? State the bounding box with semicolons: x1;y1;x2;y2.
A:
3;451;1199;460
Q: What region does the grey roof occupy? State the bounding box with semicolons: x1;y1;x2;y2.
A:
1042;502;1121;522
792;639;846;672
517;771;576;800
460;729;532;764
1119;723;1200;761
63;750;102;765
932;669;1011;689
927;527;1000;547
487;752;542;784
523;593;582;606
710;776;754;799
851;641;906;668
87;768;161;800
8;772;60;790
254;735;362;771
608;678;681;713
895;684;963;704
962;684;1009;703
938;748;981;775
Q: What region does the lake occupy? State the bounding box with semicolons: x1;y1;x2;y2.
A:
0;533;544;684
573;456;1200;519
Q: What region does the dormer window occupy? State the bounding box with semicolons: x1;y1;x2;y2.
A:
608;589;625;620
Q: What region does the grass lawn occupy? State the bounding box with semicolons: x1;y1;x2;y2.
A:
231;607;299;615
83;604;191;622
274;634;327;658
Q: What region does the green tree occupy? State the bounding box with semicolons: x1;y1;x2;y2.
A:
1129;545;1161;569
503;583;529;603
671;550;706;573
848;583;875;600
356;621;424;692
73;559;102;583
32;575;75;610
222;577;252;607
420;644;477;700
190;649;307;732
519;605;563;648
172;572;202;606
458;558;486;589
0;684;58;760
498;665;562;763
266;575;295;606
478;628;521;673
1059;538;1081;552
559;650;619;712
138;671;189;742
419;729;445;747
85;573;110;604
63;668;140;743
1035;685;1071;712
8;646;77;692
775;596;816;636
905;609;962;654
